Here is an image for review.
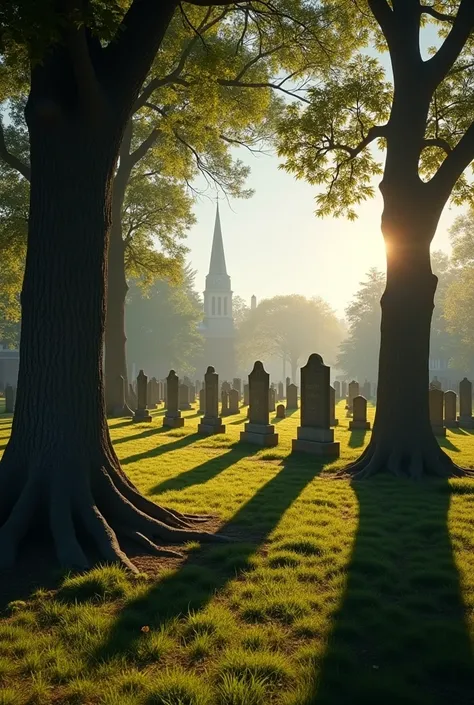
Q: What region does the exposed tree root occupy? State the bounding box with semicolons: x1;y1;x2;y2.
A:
341;434;474;481
0;453;227;573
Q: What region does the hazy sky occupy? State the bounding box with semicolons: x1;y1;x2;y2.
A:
185;24;466;318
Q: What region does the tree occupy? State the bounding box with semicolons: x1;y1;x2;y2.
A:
337;268;385;382
126;267;203;378
237;294;343;381
0;0;350;570
277;0;474;478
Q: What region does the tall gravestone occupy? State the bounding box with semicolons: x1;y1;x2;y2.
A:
362;381;371;400
458;378;474;427
429;388;446;437
268;387;276;412
348;380;359;412
221;390;230;416
4;384;14;414
240;361;278;446
198;366;225;434
292;354;339;457
133;370;152;423
334;380;341;400
286;383;298;410
163;370;184;428
277;381;284;401
222;381;231;394
178;383;192;411
444;390;458;428
349;396;371;430
329;385;338;427
243;383;249;406
233;378;242;395
229;389;239;415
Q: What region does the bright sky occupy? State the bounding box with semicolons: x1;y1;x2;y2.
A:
186;23;466;318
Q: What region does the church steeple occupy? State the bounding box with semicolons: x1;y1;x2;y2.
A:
208;204;227;276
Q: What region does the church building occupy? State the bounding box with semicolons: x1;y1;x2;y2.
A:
200;205;236;381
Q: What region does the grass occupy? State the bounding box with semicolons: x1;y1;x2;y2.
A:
1;401;474;704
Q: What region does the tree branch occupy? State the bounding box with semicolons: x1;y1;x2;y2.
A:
0;120;31;181
428;121;474;202
427;0;474;89
128;126;162;169
367;0;396;46
422;137;452;155
420;5;455;23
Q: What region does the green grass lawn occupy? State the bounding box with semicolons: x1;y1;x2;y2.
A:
1;402;474;704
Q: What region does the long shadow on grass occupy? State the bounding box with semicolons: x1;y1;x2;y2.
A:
121;433;200;466
112;425;170;446
310;478;474;705
348;429;367;448
149;443;260;495
92;453;326;663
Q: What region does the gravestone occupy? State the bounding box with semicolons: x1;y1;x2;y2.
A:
178;383;192;410
334;380;341;400
444;390;458;428
198;366;225;434
348;380;359;412
341;381;347;399
163;370;184;428
233;378;242;395
147;377;158;409
286;383;298;410
430;376;442;390
330;385;338;427
240;361;278;446
133;370;152;423
292;354;339;457
189;384;196;403
243;383;249;406
4;384;14;414
221;390;230;416
429;388;446;437
268;387;276;412
349;396;371;430
278;381;284;401
128;383;137;409
229;389;239;415
362;380;371;400
458;378;474;427
157;380;164;403
222;381;231;394
276;403;285;419
198;388;206;415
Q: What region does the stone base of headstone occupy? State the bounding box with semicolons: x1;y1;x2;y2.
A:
330;418;339;427
349;420;371;430
133;409;152;423
198;416;226;435
431;424;446;437
179;404;193;411
292;426;340;458
458;415;474;428
240;423;278;447
163;415;185;428
444;419;459;428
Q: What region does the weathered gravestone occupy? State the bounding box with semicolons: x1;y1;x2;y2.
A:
458;378;474;427
198;366;225;434
330;385;338;427
221;390;230;416
240;361;278;446
286;383;298;410
278;381;284;401
430;376;442;390
243;383;249;406
189;384;196;403
292;354;339;457
362;380;371;400
178;383;192;411
229;389;239;415
429;388;446;437
444;390;458;428
163;370;184;428
233;378;242;395
133;370;152;423
349;396;371;430
348;380;359;412
147;377;159;409
276;403;285;419
198;388;206;415
222;381;231;394
334;380;341;400
268;387;276;412
4;384;15;414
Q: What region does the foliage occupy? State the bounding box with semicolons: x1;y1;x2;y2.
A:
125;266;203;377
1;404;474;704
232;295;250;328
236;294;344;376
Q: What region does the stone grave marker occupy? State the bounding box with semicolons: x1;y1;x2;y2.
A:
221;390;230;416
292;354;339;457
429;388;446;436
243;383;249;406
277;381;284;401
458;378;474;427
229;389;239;415
286;383;298;410
349;396;371;430
334;380;341;400
268;387;276;412
444;390;458;428
362;380;371;399
178;383;192;411
330;385;338;426
163;370;184;428
276;404;285;419
348;380;359;412
341;381;347;399
198;366;225;434
222;381;231;394
233;378;242;395
133;370;152;423
240;361;278;446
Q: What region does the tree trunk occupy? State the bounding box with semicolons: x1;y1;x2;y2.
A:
0;91;217;571
348;218;466;479
105;219;133;417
